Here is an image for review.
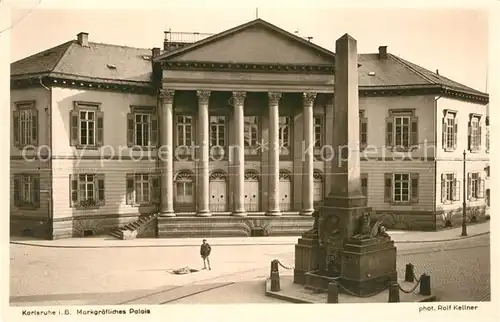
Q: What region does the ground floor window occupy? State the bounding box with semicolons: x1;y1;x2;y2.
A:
441;173;460;203
468;172;484;200
13;173;41;209
126;173;160;205
313;171;323;203
70;174;105;209
175;171;194;205
384;172;419;204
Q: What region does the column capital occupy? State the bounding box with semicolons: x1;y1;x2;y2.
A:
159;89;175;104
303;92;317;105
197;90;211;105
232;91;246;106
268;92;282;106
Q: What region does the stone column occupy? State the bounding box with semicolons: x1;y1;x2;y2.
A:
159;89;175;216
266;92;282;216
196;90;211;217
232;91;247;216
301;92;317;216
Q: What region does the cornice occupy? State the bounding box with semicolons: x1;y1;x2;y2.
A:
160;61;335;74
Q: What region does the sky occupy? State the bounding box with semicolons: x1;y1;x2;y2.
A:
7;3;490;93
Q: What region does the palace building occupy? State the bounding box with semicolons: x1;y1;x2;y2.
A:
10;19;490;239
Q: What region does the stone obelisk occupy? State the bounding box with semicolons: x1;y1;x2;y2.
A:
324;34;367;241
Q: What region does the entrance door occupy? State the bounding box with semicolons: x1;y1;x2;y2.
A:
279;171;292;211
209;171;227;212
244;171;260;212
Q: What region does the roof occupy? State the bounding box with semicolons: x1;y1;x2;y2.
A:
11;41;153;85
11;18;487;101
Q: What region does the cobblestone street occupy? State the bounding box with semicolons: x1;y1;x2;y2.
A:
10;234;490;306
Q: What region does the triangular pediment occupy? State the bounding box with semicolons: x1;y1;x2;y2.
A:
156;19;335;65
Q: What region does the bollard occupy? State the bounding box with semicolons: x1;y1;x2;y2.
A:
388;283;400;303
270;271;281;292
405;263;415;282
327;282;339;303
270;259;279;277
419;274;431;296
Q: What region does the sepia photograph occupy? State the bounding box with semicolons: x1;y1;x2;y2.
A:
3;0;497;320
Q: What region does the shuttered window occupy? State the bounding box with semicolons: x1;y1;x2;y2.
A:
13;173;40;209
384;172;419;204
125;173;160;205
70;102;103;148
386;110;418;151
13;101;38;148
69;173;106;208
127;106;158;148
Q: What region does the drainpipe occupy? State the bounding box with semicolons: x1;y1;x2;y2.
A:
433;94;443;230
40;76;54;240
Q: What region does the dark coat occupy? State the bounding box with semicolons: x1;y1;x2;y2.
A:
200;243;211;257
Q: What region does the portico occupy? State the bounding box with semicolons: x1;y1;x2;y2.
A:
157;88;325;218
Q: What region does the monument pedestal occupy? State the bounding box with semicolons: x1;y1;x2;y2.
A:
293;234;320;284
340;237;397;296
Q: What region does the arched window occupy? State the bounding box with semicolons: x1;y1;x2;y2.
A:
313;170;324;203
175;171;194;204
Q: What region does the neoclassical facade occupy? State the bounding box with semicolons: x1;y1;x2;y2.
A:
10;19;490;239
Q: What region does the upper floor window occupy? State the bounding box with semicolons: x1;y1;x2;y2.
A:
70;102;103;148
441;173;460;203
386;110;418;151
467;172;484;200
359;111;368;151
279;116;291;156
210;116;226;147
13;173;40;209
384;172;419;204
486;122;490;154
127;106;158;148
70;173;105;209
126;173;160;205
177;115;193;147
13;101;38;148
244;116;259;155
468;114;482;152
314;117;323;150
442;110;457;151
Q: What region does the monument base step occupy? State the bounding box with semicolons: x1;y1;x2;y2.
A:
265;276;437;304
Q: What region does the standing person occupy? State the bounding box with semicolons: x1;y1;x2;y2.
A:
200;239;212;270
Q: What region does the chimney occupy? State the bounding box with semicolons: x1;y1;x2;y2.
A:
378;46;387;59
152;47;161;58
436;69;440;75
77;32;89;47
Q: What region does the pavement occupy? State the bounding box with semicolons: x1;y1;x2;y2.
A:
9;221;490;248
9;232;491;305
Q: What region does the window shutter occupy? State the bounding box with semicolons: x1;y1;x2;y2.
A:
13;174;21;206
384;173;392;203
151;174;161;204
151;113;158;147
127;113;134;147
478;176;485;198
453;119;458;149
478;124;482;147
441;118;447;149
411;116;418;147
96;174;105;205
441;173;447;203
32;175;40;208
411;173;419;203
31;108;39;146
96;110;104;147
13;110;20;147
126;174;135;205
385;117;393;147
70;174;78;207
467;121;472;151
70;110;79;146
467;173;472;200
452;176;460;201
